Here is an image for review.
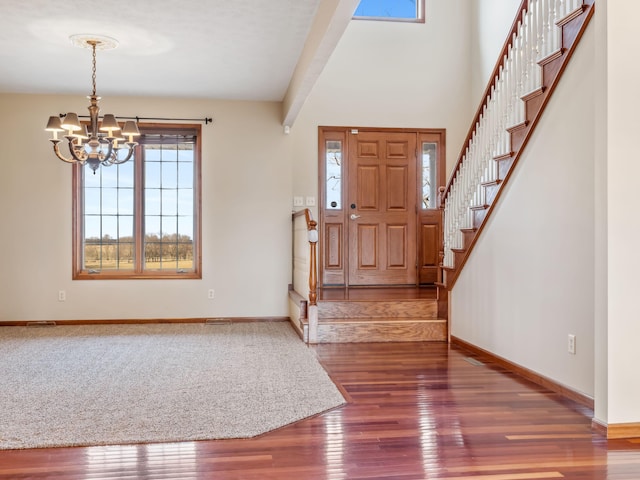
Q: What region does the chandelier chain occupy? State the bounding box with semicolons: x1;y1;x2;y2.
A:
91;41;97;97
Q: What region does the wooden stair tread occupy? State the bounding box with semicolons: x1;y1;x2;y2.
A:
319;317;446;324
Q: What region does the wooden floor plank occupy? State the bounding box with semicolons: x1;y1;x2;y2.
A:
0;341;638;479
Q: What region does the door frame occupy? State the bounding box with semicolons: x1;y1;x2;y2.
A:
318;126;446;287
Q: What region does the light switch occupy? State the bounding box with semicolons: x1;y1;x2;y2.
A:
305;196;316;206
293;196;304;207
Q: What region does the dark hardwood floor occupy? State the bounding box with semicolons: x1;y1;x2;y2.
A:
1;340;638;479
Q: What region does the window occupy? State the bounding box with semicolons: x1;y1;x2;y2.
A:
325;140;343;210
421;142;437;209
73;123;201;279
353;0;424;22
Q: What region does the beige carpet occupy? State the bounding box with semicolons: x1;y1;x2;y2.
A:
0;322;345;450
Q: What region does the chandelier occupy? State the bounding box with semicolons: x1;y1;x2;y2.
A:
45;35;140;173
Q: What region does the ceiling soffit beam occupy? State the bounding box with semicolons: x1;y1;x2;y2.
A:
281;0;361;128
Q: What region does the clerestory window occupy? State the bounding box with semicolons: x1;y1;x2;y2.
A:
353;0;424;22
72;123;202;279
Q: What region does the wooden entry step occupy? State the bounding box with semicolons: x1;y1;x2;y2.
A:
315;317;446;343
305;286;446;343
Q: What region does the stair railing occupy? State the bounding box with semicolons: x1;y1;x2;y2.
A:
291;208;318;342
442;0;585;271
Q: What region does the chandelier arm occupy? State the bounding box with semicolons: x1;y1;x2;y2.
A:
50;139;89;165
100;138;117;164
50;140;78;164
65;137;89;163
109;143;138;165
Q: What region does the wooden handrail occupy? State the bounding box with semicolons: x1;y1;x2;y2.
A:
442;0;528;200
292;209;318;306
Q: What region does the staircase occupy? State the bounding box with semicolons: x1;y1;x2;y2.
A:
440;0;595;289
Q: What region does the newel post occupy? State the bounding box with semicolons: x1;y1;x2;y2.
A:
307;215;319;344
308;219;318;306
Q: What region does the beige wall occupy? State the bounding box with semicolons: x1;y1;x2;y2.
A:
0;94;293;321
470;0;521;104
451;23;596;397
600;0;640;425
290;0;473;208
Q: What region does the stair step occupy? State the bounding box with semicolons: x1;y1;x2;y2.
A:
317;299;437;319
316;318;447;343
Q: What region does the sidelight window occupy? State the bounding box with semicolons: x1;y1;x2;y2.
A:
325;140;343;210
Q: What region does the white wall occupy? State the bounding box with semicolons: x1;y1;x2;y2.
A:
602;0;640;425
451;24;596;397
470;0;521;105
0;94;293;321
291;0;473;204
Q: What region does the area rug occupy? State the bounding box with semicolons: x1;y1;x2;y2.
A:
0;322;345;450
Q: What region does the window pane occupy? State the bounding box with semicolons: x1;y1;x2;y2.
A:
145;160;161;189
145;147;161;162
161;189;178;216
102;215;118;239
178;216;193;239
84;215;101;241
117;243;134;270
84;167;101;188
119;215;133;239
117;161;134;188
144;242;161;269
145;189;161;216
354;0;418;19
162;162;176;187
119;188;134;215
101;188;118;215
145;215;161;238
177;189;193;216
422;142;437;209
100;167;119;188
326;140;342;209
161;215;178;236
161;144;178;162
84;188;101;215
177;162;193;189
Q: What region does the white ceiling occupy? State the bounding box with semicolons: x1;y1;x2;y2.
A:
0;0;350;103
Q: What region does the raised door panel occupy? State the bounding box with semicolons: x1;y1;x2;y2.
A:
357;224;378;268
324;223;343;269
418;210;442;284
386;166;408;211
357;166;380;211
387;225;407;268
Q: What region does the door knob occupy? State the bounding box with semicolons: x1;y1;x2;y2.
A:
350;214;361;220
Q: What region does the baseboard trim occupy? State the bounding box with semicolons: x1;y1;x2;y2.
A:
0;317;289;327
451;336;594;409
592;418;640;440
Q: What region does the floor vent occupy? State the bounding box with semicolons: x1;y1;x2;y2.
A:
26;321;57;327
464;357;485;367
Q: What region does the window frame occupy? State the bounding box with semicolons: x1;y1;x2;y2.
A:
72;122;202;280
352;0;425;23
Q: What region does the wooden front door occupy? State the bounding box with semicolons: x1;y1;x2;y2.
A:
347;131;417;285
319;127;445;287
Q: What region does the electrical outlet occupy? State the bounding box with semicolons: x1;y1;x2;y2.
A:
207;289;215;299
58;290;66;302
568;334;576;354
